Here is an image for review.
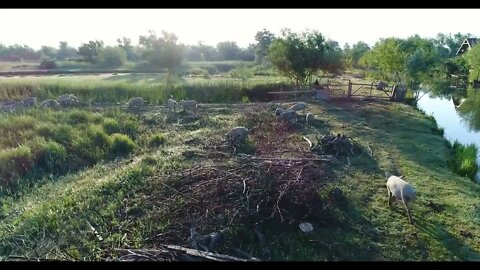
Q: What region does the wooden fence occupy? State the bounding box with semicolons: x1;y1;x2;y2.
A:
268;80;405;101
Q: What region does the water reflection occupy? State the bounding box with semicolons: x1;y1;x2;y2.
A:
455;88;480;132
416;87;480;182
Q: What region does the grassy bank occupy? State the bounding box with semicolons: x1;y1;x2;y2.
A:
449;141;479;181
0;107;158;193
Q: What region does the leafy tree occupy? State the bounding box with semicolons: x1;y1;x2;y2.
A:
371;38;407;81
343;43;353;68
401;35;441;83
216;41;241;61
0;44;39;61
97;46;127;68
239;43;255;61
57;41;78;60
464;44;480;82
117;37;138;61
358;50;377;69
321;40;345;76
254;29;275;64
39;46;57;59
350;41;371;67
138;30;185;72
268;29;336;87
78;40;104;63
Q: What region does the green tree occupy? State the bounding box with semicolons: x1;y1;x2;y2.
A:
97;46;127;68
39;46;57;59
358;50;377;69
371;38;407;81
239;43;256;61
254;29;275;64
139;30;185;72
78;40;104;63
216;41;241;60
464;44;480;82
267;29;334;87
117;37;138;61
350;41;371;67
401;35;441;83
343;43;353;68
57;41;78;60
321;40;345;76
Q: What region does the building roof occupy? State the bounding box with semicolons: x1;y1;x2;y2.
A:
456;38;478;56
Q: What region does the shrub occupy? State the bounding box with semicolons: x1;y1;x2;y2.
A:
29;137;67;174
39;57;57;69
148;133;166;148
86;125;111;149
109;133;136;157
66;110;92;125
119;119;140;139
102;118;120;134
449;140;478;180
0;145;33;185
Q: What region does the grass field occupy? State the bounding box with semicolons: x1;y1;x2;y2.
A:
0;98;479;261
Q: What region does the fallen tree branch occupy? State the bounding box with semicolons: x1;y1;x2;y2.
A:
115;245;260;262
247;156;335;162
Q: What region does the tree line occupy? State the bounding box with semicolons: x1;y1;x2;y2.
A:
1;29;478;91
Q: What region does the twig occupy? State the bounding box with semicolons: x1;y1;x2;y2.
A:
302;136;313;149
164;245;254;261
272;167;304;222
366;143;373;157
86;220;104;242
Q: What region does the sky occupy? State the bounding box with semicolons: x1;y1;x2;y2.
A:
0;9;480;49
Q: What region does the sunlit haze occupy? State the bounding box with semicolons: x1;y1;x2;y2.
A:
0;9;479;49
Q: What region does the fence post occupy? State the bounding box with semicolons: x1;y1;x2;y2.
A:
348;80;352;98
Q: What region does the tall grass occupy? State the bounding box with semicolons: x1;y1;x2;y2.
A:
0;108;141;192
0;76;291;104
448;140;479;181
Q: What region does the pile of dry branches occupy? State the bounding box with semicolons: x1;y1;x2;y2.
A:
112;105;338;261
149;157;332;236
307;133;363;157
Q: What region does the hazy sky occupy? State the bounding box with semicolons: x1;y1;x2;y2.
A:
0;9;479;49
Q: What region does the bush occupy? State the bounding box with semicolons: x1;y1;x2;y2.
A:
29;137;67;174
148;133;166;148
102;118;120;134
86;125;111;149
119;119;140;139
449;140;478;180
66;110;92;125
39;57;57;69
0;145;33;185
109;133;136;157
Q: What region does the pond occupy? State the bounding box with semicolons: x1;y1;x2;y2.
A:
416;88;480;182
